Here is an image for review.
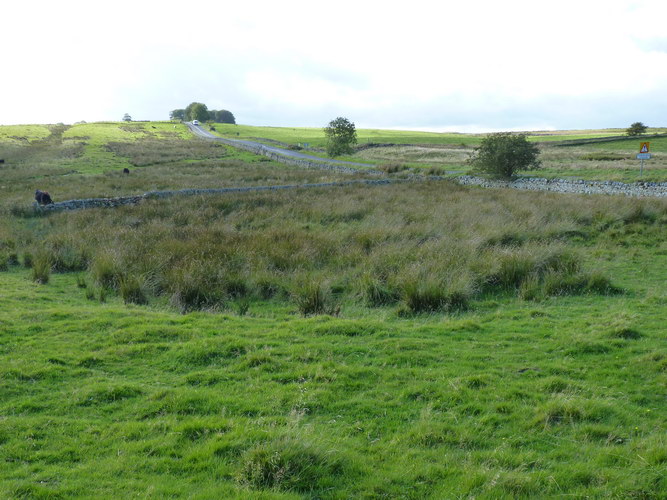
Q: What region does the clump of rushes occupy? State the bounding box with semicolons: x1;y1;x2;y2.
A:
0;252;8;272
358;272;400;307
42;234;89;272
32;251;52;284
7;252;19;266
398;271;472;315
168;262;227;313
90;251;123;290
379;162;408;174
233;297;250;316
119;275;149;305
292;276;339;316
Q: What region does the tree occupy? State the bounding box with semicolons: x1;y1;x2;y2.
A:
122;113;132;122
323;117;357;157
468;133;541;179
185;102;209;122
170;109;185;120
626;122;648;136
212;109;236;124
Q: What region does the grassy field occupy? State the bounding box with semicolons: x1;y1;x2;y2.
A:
209;123;485;148
210;123;667;147
1;122;667;498
206;123;667;181
0;122;369;208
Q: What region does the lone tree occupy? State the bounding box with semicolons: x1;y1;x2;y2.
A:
122;113;132;122
468;133;541;179
626;122;648;136
324;117;357;157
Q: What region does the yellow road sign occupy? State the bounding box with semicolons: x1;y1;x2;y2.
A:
640;142;650;153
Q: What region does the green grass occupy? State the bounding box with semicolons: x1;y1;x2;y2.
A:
589;136;667;152
208;123;667;147
1;246;666;497
60;121;194;174
0;122;366;208
1;121;667;497
0;124;52;143
210;123;485;147
205;123;667;180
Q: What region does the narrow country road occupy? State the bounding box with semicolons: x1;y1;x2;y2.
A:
186;122;373;169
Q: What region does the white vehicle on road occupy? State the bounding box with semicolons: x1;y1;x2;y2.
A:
192;120;200;126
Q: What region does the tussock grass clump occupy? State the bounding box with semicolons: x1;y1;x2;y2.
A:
610;327;643;340
541;270;618;297
358;272;400;307
22;252;33;268
31;251;51;284
291;277;339;317
168;266;227;313
535;396;616;427
621;203;659;225
477;246;612;300
90;251;124;290
237;437;348;493
79;385;143;406
7;252;19;266
379;162;409;174
119;275;149;305
398;274;472;315
0;252;8;271
425;166;445;176
41;234;89;272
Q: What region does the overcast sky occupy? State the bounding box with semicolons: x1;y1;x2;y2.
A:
3;0;667;131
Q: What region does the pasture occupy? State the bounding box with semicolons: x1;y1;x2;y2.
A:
209;123;667;181
1;122;666;498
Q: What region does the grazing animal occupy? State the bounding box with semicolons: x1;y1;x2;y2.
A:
35;190;53;205
123;168;130;175
0;159;5;164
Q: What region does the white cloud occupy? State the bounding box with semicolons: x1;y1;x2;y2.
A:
2;0;666;129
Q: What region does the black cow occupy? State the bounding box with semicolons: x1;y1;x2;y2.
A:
35;190;53;205
123;168;130;175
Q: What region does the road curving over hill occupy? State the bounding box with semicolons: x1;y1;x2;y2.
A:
186;122;380;174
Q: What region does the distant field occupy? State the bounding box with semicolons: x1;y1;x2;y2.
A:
210;123;484;147
0;122;368;208
3;121;667;184
203;123;667;181
0;124;52;143
209;123;667;147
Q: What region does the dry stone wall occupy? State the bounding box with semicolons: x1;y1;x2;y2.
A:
455;176;667;198
34;175;667;214
34;179;401;213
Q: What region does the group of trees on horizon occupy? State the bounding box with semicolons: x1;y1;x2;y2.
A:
170;102;236;124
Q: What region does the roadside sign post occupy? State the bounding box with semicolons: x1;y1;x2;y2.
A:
637;143;650;177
